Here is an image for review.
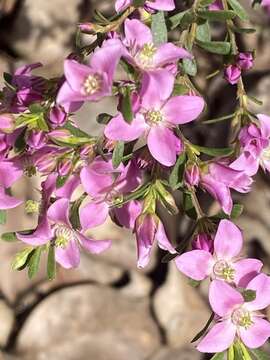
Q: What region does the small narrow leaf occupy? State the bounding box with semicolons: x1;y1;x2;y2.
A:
169;152;186;189
168;10;195;30
198;10;236;21
228;0;249;21
249;348;270;360
96;113;113;124
11;247;34;270
196;40;231;55
47;245;56;280
192;145;233;157
28;247;42;279
0;210;7;225
183;191;197;220
64;122;91;138
191;312;215;342
151;11;168;45
56;175;69;189
1;232;18;242
120;87;133;123
242;289;256;302
210;352;226;360
182;58;197;76
196;21;211;42
112;141;125;168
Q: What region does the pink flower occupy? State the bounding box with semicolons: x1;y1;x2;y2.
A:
18;197;111;269
209;0;223;10
200;162;252;214
231;114;270;175
135;212;176;268
197;275;270;353
105;73;204;166
237;52;254;71
192;233;214;253
115;0;175;13
57;39;124;112
122;19;191;74
261;0;270;14
0;160;23;210
224;65;241;85
185;163;200;186
175;219;262;286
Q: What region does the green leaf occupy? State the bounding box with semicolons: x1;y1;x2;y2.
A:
56;175;69;189
242;289;256;302
230;203;244;218
14;129;27;153
0;210;7;225
198;10;236;21
168;10;196;30
47;245;56;280
29;103;43;114
96;113;113;124
1;232;18;242
36;115;49;132
196;40;231;54
28;247;42;279
192;145;233;157
228;345;235;360
64;122;91;138
227;0;249;20
196;21;211;42
3;72;13;86
182;58;197;76
249;348;270;360
191;312;215;342
183;191;197;220
200;0;216;5
203;112;236;124
169;152;186;189
151;11;168;45
11;247;34;270
69;194;86;230
210;352;226;360
229;25;256;34
120;86;133;123
172;83;190;96
112;141;125;168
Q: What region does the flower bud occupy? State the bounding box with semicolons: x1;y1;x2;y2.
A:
192;233;214;253
185;163;200;186
34;153;57;174
0;114;15;133
49;129;70;141
237;52;254;71
49;105;67;127
58;158;72;176
224;65;241;85
135;213;159;247
27;130;47;149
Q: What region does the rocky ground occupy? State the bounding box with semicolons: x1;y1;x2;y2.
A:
0;0;270;359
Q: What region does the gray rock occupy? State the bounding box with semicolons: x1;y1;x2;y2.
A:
150;346;202;360
0;301;14;347
153;264;210;348
16;284;161;358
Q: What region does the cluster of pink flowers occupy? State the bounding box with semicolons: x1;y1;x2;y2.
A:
1;0;270;357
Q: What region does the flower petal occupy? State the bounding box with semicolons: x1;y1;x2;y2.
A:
147;126;181;166
115;0;131;12
162;95;204;125
156;221;176;254
239;317;270;349
124;19;152;48
104;113;146;141
0;161;22;188
47;198;70;226
80;163;113;197
17;217;52;246
64;59;93;92
234;258;263;288
113;200;142;229
209;280;244;317
146;0;175;11
55;175;80;199
55;239;80;269
79;201;109;230
245;273;270;311
197;320;236;353
0;187;22;210
56;81;84;112
214;219;243;260
175;250;213;281
154;43;191;67
77;233;111;254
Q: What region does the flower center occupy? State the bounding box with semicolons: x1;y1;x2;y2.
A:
145;110;164;126
213;260;235;282
232;307;253;329
25;200;40;214
83;74;102;95
55;225;74;248
136;43;157;68
261;145;270;162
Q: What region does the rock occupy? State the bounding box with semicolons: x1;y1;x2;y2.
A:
16;284;160;359
5;0;81;64
150;346;202;360
153;264;210;348
0;300;15;348
120;270;152;298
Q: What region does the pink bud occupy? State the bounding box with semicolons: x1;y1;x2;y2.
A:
0;114;15;133
78;23;95;34
237;52;254;71
27;130;47;149
49;129;70;140
58;159;72;176
49;106;67;127
224;65;241;85
135;213;159;247
185;164;200;186
192;233;214;253
35;155;57;174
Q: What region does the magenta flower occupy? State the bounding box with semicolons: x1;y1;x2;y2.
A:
80;157;142;229
224;65;241;85
231;114;270;176
197;275;270;353
175;219;262;286
122;19;191;74
105;76;204;166
209;0;223;10
200;161;252;214
115;0;175;13
192;233;214;253
135;212;176;268
261;0;270;14
237;52;254;71
0;160;23;210
57;39;124;112
18;198;111;269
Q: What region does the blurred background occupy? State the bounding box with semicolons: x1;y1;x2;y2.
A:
0;0;270;359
